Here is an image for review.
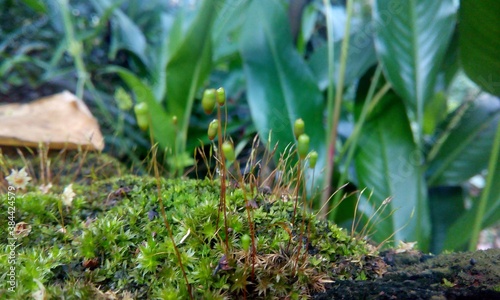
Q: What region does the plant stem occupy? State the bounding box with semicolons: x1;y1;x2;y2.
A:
216;105;230;255
296;164;310;270
58;0;114;123
321;0;335;218
153;147;193;299
336;67;386;160
234;162;256;280
321;0;354;218
305;168;316;253
59;0;84;99
291;159;303;227
330;73;391;220
147;114;192;298
469;117;500;251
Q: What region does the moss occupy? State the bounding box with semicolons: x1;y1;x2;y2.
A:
0;154;378;299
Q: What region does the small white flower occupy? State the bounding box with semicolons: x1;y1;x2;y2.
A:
61;184;76;207
38;183;53;194
5;167;31;189
13;222;32;238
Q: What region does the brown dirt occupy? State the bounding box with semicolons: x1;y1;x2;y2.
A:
314;248;500;300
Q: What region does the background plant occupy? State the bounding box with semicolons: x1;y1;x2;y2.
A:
0;0;151;168
230;0;499;253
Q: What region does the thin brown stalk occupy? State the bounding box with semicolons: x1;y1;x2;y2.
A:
216;104;230;255
148;117;193;299
234;162;256;280
70;145;89;183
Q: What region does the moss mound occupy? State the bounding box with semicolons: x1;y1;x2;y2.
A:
1;154;381;299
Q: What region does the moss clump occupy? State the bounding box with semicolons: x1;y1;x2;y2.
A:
1;155;380;299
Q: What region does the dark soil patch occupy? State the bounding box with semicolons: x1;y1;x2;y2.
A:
314;248;500;300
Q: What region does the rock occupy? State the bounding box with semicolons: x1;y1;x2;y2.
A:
0;91;104;151
313;249;500;300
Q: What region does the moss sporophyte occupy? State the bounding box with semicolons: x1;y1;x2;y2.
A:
294;118;305;139
202;89;216;114
208;119;219;141
134;102;149;131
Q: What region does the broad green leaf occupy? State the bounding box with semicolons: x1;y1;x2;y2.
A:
239;0;326;181
443;107;500;250
90;0;148;64
481;118;500;228
308;30;377;91
444;198;500;251
426;95;500;186
109;10;147;63
468;116;500;250
373;0;456;121
212;0;250;63
297;3;318;54
148;12;173;101
354;93;429;249
21;0;46;13
165;0;215;156
444;170;500;251
428;186;465;253
108;66;175;152
45;0;64;33
484;176;500;227
423;92;447;135
165;6;198;62
440;29;460;90
460;0;500;96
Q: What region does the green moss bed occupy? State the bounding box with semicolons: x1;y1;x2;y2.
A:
0;153;381;299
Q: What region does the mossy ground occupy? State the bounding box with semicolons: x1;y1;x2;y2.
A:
0;152;380;299
314;248;500;299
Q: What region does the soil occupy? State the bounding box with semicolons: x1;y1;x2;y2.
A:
314;248;500;300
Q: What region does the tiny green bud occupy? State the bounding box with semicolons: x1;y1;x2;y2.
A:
114;87;133;110
172;115;178;125
241;234;251;251
216;87;226;106
297;134;310;159
134;102;149;131
294;118;305;139
208;119;219;140
68;40;82;57
202;89;216;114
309;151;318;169
222;141;235;162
